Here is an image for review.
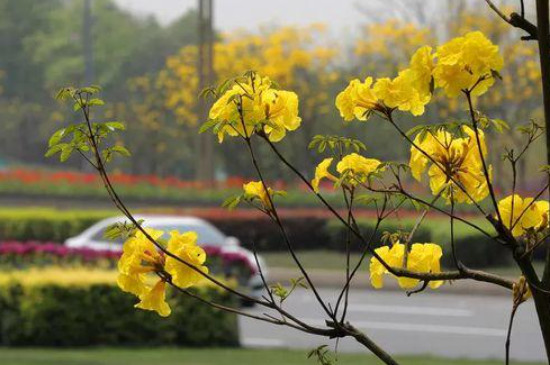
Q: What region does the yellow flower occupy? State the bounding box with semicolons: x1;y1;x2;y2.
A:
335;77;379;122
433;31;503;97
409;45;434;96
369;246;390;289
164;230;209;288
117;228;164;296
117;228;173;317
261;89;302;142
209;74;271;142
243;181;273;209
311;158;337;193
409;126;490;204
343;46;433;117
209;90;254;143
370;242;444;290
209;73;301;143
336;153;382;184
373;70;431;116
135;280;171;317
497;195;545;237
535;201;550;230
397;243;444;290
513;276;532;304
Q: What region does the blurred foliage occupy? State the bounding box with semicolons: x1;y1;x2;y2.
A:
0;271;239;346
0;0;197;171
0;0;545;192
0;207;513;268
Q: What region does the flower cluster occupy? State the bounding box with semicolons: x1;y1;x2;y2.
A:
433;31;503;97
161;25;336;128
497;195;549;237
243;181;274;210
117;228;208;317
311;153;383;192
0;168;252;190
0;241;119;268
369;242;443;290
209;73;301;142
409;126;490;204
336;31;502;121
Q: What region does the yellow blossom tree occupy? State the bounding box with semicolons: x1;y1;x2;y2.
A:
158;25;339;177
47;2;550;364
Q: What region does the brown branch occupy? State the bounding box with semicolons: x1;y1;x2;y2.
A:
76;95;271;309
484;0;511;23
384;111;489;216
262;136;514;290
484;1;539;40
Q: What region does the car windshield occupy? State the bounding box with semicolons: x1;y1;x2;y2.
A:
92;221;226;246
153;223;226;246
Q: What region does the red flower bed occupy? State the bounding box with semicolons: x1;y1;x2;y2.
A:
0;168;285;191
0;241;256;275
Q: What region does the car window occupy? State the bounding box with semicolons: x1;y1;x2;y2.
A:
154;223;226;246
90;221;226;246
91;227;124;244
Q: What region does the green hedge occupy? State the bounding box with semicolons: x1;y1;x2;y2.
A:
0;283;239;347
0;208;514;268
323;218;512;269
213;216;328;252
0;209;115;242
323;219;432;252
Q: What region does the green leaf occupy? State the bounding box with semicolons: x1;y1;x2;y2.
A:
490;118;510;133
222;195;242;210
48;129;66;147
45;144;65;158
102;149;113;163
199;87;216;99
270;283;289;301
105;121;126;131
81;85;102;94
406;124;426;138
60;145;74;162
199;119;219;134
55;87;74;101
111;145;131;157
88;98;105;107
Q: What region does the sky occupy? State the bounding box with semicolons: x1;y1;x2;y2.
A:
113;0;364;31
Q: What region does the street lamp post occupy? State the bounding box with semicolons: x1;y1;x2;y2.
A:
196;0;215;183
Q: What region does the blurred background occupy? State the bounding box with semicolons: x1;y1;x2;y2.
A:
0;0;548;364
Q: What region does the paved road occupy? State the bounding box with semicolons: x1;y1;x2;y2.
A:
240;288;546;362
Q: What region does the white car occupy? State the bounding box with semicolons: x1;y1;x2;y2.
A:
65;215;267;305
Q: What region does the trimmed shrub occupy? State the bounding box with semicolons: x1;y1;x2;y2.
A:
430;222;513;268
0;281;239;347
212;216;328;252
0;209;114;242
0;208;517;268
323;218;432;252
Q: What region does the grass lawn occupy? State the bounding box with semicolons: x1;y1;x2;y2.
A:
0;348;544;365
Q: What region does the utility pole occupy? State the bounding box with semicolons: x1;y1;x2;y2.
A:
83;0;94;86
196;0;215;183
80;0;95;172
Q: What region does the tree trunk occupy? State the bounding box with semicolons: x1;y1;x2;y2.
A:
535;0;550;361
532;290;550;360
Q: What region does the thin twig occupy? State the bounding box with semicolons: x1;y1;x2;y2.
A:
262;136;514;290
505;304;520;365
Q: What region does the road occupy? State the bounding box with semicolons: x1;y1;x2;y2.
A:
239;288;546;362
